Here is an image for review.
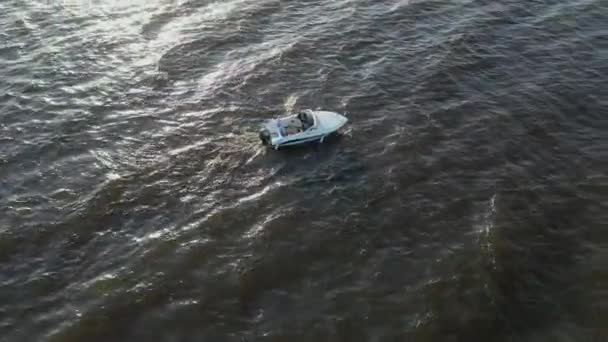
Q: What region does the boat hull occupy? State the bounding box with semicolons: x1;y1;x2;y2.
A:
259;110;348;149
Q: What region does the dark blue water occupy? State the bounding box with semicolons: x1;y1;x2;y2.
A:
1;0;606;341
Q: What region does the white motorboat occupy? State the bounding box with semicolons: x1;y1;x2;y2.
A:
259;109;348;149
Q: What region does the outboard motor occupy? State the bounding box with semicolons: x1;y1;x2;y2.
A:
259;129;271;145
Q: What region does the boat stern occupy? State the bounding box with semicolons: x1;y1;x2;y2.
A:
259;119;282;147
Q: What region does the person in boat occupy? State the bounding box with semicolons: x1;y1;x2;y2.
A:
297;111;312;130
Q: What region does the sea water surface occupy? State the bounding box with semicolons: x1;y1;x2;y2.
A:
0;0;606;341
